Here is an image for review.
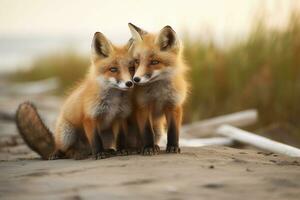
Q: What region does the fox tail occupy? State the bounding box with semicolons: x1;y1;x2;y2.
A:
15;102;55;159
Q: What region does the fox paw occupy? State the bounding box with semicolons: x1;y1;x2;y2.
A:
135;148;142;154
48;154;60;160
125;147;142;155
105;149;117;156
166;145;181;153
154;144;160;153
72;153;89;160
117;149;130;156
48;150;64;160
142;145;160;156
94;152;107;159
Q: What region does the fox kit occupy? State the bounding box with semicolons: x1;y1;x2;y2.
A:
16;32;135;159
128;23;188;155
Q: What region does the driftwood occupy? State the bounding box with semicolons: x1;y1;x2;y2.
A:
181;109;257;137
217;125;300;157
179;137;233;147
158;134;234;147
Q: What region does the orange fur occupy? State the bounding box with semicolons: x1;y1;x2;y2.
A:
52;32;135;159
129;24;188;154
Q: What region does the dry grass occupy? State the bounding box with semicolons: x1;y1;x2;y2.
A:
10;13;300;135
184;13;300;131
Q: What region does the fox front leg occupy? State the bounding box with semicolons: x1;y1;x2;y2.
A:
91;126;106;159
99;126;118;157
116;120;130;155
116;128;129;155
142;118;159;155
83;119;106;159
136;107;159;155
165;106;182;153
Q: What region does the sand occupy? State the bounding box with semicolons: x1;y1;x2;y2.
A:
0;89;300;200
1;146;300;200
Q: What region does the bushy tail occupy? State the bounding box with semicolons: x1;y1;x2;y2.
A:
16;102;55;160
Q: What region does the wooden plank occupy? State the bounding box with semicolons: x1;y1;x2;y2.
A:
216;125;300;157
179;137;233;147
182;109;258;137
158;135;233;147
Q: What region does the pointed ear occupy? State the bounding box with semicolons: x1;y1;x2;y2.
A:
125;38;134;51
91;32;113;59
155;26;179;52
128;23;147;43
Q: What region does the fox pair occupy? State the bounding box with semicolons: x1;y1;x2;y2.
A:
16;23;188;160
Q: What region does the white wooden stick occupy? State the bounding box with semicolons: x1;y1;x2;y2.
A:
179;137;234;147
216;125;300;157
158;135;234;147
181;109;257;136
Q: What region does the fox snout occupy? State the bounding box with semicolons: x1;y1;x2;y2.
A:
125;81;133;87
133;70;161;85
132;74;151;84
133;77;141;83
133;75;146;84
132;67;151;84
116;79;134;90
99;76;133;90
133;74;152;84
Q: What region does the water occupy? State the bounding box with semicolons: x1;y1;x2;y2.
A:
0;36;90;73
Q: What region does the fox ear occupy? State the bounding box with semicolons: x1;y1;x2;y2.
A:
155;26;179;52
128;23;147;43
125;38;134;51
92;32;113;59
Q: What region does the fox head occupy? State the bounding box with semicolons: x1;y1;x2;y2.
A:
128;23;182;85
90;32;135;90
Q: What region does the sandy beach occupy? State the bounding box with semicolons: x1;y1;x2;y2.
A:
0;88;300;200
1;1;300;199
1;144;300;200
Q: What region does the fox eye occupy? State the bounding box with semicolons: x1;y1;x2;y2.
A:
109;67;118;73
129;66;135;72
150;60;159;65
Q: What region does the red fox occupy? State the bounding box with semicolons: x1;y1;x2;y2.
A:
128;23;188;155
16;32;135;159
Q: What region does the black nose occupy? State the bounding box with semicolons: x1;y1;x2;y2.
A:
125;81;133;87
133;77;140;83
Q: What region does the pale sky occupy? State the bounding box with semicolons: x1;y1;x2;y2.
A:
0;0;299;71
1;0;299;44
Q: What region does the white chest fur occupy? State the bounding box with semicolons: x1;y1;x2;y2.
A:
137;80;182;116
90;89;131;128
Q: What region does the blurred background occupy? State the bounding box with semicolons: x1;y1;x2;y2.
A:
1;0;300;147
